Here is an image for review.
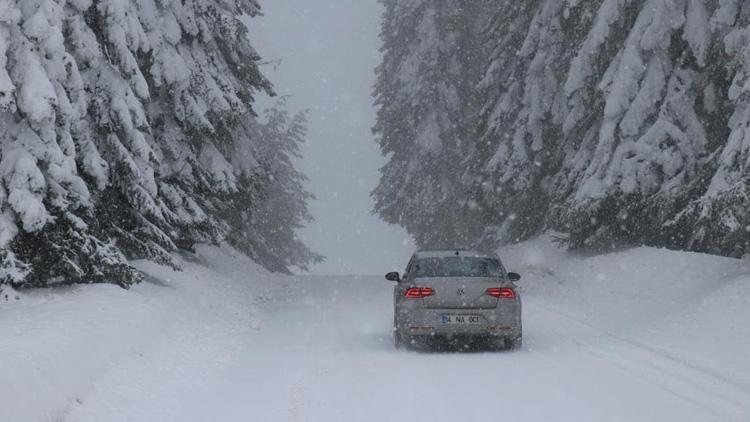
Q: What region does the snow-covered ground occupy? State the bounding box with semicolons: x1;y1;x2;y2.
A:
0;246;275;422
2;238;749;421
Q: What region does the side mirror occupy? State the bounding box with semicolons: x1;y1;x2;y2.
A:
385;272;401;282
507;272;521;282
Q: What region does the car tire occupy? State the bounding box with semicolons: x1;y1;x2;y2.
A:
395;330;407;350
489;337;506;351
506;335;522;350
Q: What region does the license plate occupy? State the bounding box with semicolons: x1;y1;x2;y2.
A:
440;314;481;325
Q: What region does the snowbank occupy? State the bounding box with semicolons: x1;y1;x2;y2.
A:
500;236;750;388
0;244;279;422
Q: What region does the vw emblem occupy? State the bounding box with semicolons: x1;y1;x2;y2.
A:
457;288;465;296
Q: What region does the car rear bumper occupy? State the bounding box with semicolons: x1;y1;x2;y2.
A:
395;303;521;338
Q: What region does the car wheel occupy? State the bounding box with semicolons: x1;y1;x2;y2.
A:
506;335;522;350
489;337;506;351
395;330;408;350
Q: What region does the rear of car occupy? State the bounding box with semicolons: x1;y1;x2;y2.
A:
390;250;522;350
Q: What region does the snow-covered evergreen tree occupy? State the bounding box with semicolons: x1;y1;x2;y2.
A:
556;0;731;250
0;0;139;286
223;101;323;273
372;0;491;249
468;0;601;246
1;0;317;287
375;0;750;258
667;3;750;257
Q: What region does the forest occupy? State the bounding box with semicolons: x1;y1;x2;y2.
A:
2;0;750;283
0;0;319;288
374;0;750;258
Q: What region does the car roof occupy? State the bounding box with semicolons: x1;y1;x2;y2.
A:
414;249;499;259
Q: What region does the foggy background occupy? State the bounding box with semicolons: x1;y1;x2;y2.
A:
246;0;415;275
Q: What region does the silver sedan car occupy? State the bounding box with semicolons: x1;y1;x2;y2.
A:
386;250;522;351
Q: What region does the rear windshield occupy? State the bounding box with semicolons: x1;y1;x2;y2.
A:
413;257;504;278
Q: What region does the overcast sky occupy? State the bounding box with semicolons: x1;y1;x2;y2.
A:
245;0;415;275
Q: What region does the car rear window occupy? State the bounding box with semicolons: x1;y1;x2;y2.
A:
413;257;504;278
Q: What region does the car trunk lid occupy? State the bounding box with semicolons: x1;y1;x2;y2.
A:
415;277;503;309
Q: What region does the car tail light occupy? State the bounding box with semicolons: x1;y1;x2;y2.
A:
404;287;435;298
486;287;516;299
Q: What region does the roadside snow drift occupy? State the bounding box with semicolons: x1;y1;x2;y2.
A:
0;245;277;422
2;238;749;421
501;237;750;386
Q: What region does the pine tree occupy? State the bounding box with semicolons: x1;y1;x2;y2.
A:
374;0;750;259
667;3;750;257
73;0;276;268
556;0;730;250
223;101;323;273
372;0;491;249
469;0;601;246
0;0;138;286
1;0;317;287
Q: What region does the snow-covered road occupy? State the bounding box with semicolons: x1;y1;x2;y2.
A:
4;242;750;422
67;274;749;422
172;275;750;422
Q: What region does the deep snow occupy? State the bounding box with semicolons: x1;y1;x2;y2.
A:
0;245;273;422
2;238;749;421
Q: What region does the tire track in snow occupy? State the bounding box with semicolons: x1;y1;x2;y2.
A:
528;301;750;420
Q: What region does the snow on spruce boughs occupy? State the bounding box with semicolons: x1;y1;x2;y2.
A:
553;0;717;248
668;6;750;256
376;0;750;257
505;0;746;252
469;0;601;246
372;0;491;249
502;0;748;254
0;0;315;287
225;102;323;274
